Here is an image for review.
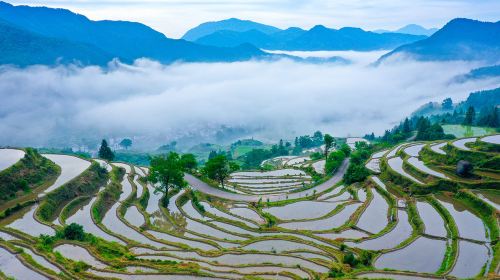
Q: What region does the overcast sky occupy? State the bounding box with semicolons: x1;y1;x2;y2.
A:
7;0;500;38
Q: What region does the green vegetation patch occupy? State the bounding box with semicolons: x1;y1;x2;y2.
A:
92;166;125;223
0;148;60;204
442;125;496;138
37;162;108;222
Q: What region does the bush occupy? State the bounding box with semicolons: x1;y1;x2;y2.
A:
343;163;370;184
61;223;85;241
343;252;357;266
310;152;323;160
325;150;346;174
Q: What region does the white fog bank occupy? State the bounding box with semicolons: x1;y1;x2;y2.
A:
0;56;498;148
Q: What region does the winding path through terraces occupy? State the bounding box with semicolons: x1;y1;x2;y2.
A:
184;159;349;202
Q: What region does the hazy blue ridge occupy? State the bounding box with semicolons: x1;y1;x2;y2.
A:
457;64;500;81
194;21;426;50
379;18;500;63
182;18;282;41
0;19;113;66
0;2;271;65
374;24;438;36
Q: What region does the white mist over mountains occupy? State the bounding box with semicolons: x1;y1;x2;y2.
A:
0;53;498;149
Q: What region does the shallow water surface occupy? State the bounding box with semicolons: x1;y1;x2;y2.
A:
232;169;306;177
103;204;165;247
356;190;389;234
125;205;146;227
474;191;500;211
17;246;61;274
280;203;360;231
54;244;107;268
387;157;424;184
41;154;91;195
437;196;488;241
452;137;476;151
407;157;448;179
403;144;425;157
242;239;322;253
358;272;438;280
481;134;500;144
365;158;381;173
7;205;55;236
416;201;447;238
315;229;368;240
375;237;446;273
0;149;25;171
450;241;490;279
266;201;340;220
66;197;124;244
0;247;48;280
147;230;218;251
229;207;264;224
430;142;447;155
347;210;412;250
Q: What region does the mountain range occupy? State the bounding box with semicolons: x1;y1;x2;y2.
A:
0;1;499;68
373;24;439;36
185;18;427;51
379;18;500;63
0;1;267;66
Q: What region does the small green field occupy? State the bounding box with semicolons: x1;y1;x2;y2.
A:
442;125;496;138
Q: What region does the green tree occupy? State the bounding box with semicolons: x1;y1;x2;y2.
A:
148;152;186;207
180;153;197;171
98;139;114;161
62;223;85;241
442;98;453;110
119;138;132;150
204;155;230;187
402;117;411;134
324;134;334;158
463;106;476;125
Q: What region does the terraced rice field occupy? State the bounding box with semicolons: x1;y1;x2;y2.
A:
0;135;498;279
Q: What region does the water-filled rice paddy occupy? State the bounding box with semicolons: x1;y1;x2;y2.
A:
0;136;498;279
374;237;447;273
0;149;25;172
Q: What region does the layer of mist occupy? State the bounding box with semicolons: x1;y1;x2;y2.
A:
0;53;498;150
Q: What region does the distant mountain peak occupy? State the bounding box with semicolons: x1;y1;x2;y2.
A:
182;18;281;41
374;23;438;36
378;18;500;63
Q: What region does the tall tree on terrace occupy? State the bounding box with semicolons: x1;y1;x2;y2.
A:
204;155;230;188
463;106;476;125
402;118;411;134
148;152;186;207
323;134;334;158
98;139;114;161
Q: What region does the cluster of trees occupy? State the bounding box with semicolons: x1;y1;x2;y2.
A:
292;131;325;154
373;117;415;144
325;144;350;174
237;139;290;169
343;142;371;185
431;105;498;128
415;117;454;141
370;115;454;144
